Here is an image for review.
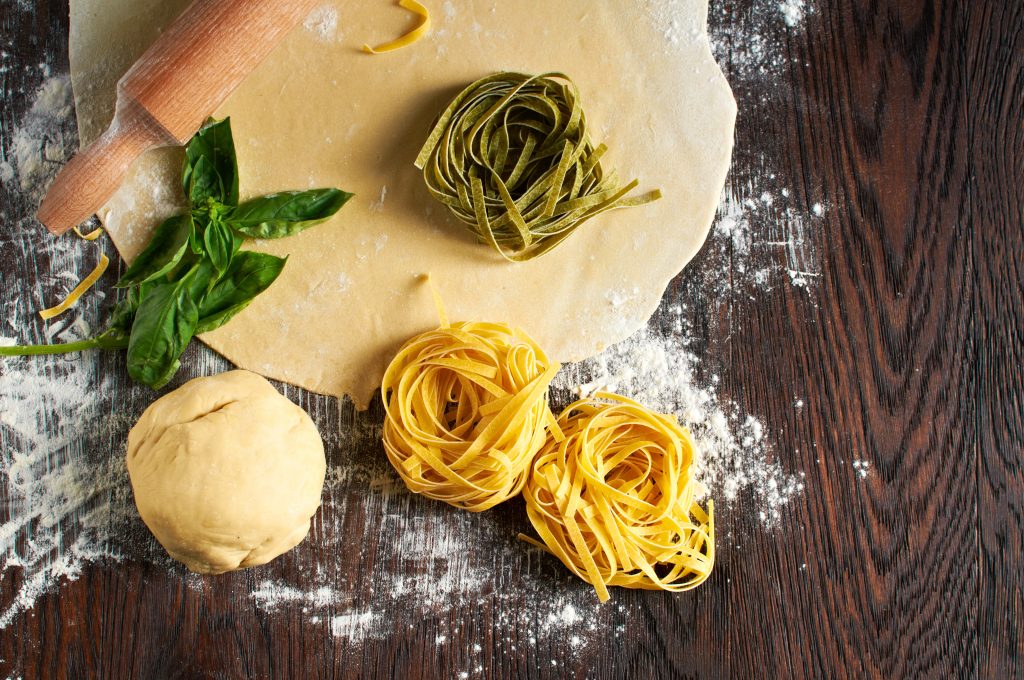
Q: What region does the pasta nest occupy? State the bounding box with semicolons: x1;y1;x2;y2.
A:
414;71;660;261
382;321;561;512
522;394;714;601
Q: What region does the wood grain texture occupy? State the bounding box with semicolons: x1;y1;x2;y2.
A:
705;0;977;676
969;2;1024;678
1;0;1022;678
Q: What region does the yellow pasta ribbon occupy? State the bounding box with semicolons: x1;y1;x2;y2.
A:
38;253;109;320
382;319;562;512
521;393;714;601
415;72;661;261
362;0;431;54
72;225;104;241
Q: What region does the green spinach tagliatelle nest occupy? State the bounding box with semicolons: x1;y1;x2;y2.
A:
415;72;661;261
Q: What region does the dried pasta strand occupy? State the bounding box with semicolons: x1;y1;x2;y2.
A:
362;0;431;54
72;225;104;241
382;320;561;512
521;393;714;601
38;253;109;320
415;72;661;261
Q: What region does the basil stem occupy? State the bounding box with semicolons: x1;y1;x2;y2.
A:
0;332;129;357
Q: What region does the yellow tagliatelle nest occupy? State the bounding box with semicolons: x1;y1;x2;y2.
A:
382;320;561;512
521;393;714;601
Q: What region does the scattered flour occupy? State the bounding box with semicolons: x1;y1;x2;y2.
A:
101;156;186;248
698;0;826;299
0;357;140;628
0;69;159;630
370;185;388;212
330;610;379;642
788;269;820;288
251;580;339;612
696;188;826;299
549;603;581;626
337;271;353;292
852;459;872;479
247;437;614;651
0;75;74;199
778;0;807;28
709;0;812;83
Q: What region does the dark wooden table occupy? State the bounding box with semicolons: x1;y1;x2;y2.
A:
1;1;1021;678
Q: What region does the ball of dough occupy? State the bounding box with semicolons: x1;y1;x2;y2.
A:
126;370;326;574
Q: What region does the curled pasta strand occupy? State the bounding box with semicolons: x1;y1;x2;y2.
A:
382;321;561;511
521;393;714;601
362;0;431;55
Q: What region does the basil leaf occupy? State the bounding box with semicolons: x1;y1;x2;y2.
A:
127;276;199;389
203;218;236;274
226;188;353;239
195;252;286;334
188;156;224;206
185;256;219;303
115;214;192;288
108;286;143;333
182;118;239;206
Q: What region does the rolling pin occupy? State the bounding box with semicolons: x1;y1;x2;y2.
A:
37;0;321;235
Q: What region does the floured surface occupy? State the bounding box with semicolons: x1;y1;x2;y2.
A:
69;0;736;407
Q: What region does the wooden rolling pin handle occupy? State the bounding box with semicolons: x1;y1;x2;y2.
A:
37;97;176;235
37;0;320;236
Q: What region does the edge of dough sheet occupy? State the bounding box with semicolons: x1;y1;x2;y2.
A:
68;0;736;410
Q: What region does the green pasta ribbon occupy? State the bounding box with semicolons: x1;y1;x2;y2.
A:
414;72;661;261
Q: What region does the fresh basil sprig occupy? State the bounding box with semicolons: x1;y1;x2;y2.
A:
0;118;353;389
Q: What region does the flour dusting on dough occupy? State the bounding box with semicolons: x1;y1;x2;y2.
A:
304;5;340;42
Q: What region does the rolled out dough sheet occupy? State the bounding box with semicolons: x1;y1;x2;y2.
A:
69;0;736;408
